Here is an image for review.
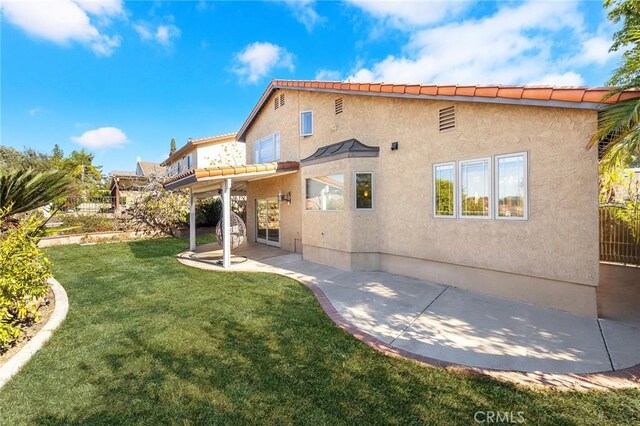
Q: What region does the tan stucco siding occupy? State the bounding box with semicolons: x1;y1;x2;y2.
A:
244;88;599;290
246;173;302;253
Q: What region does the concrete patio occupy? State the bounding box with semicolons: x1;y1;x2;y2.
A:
178;243;640;375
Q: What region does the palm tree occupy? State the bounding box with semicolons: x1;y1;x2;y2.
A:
589;0;640;169
588;92;640;169
0;168;75;218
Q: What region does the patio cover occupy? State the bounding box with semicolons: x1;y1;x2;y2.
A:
163;161;299;268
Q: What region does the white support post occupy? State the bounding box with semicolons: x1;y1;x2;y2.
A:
189;188;196;252
222;178;232;268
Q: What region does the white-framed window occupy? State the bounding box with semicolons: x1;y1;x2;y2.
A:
354;172;374;210
300;111;313;136
305;174;344;211
187;154;192;170
433;162;455;217
495;152;528;220
459;157;491;219
253;132;280;163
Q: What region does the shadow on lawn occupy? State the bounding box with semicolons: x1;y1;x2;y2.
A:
32;289;537;425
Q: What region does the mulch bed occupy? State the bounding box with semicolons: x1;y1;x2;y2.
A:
0;288;56;368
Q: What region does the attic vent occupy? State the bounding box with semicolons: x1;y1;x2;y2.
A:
439;106;456;132
274;96;280;110
280;93;285;107
335;98;343;115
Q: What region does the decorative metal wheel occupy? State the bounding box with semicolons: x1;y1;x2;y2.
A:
215;211;247;250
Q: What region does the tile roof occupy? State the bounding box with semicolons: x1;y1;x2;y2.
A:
163;161;299;189
237;79;640;141
301;138;380;165
161;133;238;166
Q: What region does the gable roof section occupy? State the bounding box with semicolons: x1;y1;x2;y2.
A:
237;79;640;142
161;132;237;166
301;138;380;166
137;161;165;177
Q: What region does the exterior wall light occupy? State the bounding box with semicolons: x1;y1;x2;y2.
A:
391;142;399;151
278;191;292;205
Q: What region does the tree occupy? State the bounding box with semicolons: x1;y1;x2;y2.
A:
0;146;50;171
126;174;188;235
589;0;640;169
0;168;75;218
170;138;177;155
51;144;64;169
62;149;105;197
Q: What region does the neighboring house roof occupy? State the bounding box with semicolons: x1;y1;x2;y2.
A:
161;132;237;166
164;161;299;190
237;79;640;141
301;138;380;166
109;170;138;178
137;161;166;177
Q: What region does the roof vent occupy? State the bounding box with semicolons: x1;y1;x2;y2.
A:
335;98;343;115
439;106;456;132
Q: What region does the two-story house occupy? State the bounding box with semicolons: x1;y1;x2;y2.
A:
165;79;640;318
162;133;246;177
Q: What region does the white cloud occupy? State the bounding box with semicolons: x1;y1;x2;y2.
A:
347;0;470;28
346;1;614;86
0;0;123;57
233;42;294;84
574;36;614;66
282;0;324;32
28;107;43;116
315;69;343;81
530;72;585;86
71;126;128;149
133;21;181;48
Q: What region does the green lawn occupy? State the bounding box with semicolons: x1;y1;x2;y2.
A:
0;237;638;425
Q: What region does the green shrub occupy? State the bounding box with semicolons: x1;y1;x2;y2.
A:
196;198;222;226
0;214;51;349
59;214;122;234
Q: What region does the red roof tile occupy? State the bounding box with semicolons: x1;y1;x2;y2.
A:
163;161;300;187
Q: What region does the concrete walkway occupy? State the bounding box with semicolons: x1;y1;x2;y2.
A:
178;245;640;384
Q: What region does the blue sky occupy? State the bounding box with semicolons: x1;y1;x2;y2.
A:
0;1;621;174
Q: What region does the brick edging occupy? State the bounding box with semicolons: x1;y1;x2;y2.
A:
176;253;640;391
305;281;640;391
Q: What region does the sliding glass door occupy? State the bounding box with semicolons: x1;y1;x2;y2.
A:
256;198;280;247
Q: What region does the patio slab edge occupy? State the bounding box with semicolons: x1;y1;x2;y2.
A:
176;253;640;391
0;277;69;389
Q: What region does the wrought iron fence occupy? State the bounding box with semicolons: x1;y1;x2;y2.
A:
62;196;116;214
600;205;640;266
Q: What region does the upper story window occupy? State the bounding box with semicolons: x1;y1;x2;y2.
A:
300;111;313;136
254;132;280;163
459;157;491;219
495;152;527;220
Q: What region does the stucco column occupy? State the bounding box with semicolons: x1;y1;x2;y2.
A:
222;178;232;268
189;188;196;252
